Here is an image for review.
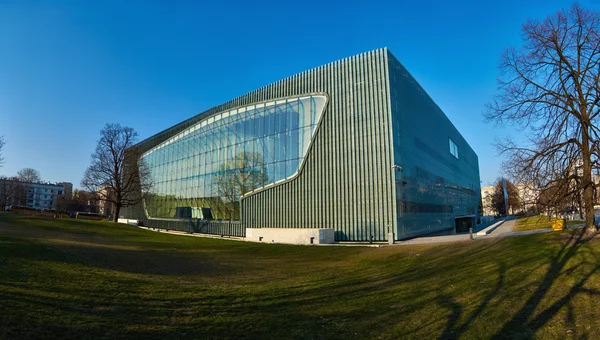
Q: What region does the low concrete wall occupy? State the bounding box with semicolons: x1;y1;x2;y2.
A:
246;228;335;245
476;219;505;236
118;218;139;226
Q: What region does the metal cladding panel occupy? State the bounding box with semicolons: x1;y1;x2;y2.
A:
240;50;395;241
123;48;396;242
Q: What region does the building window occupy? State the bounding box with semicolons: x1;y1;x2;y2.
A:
449;138;459;159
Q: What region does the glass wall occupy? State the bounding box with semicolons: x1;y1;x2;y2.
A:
388;53;481;238
142;95;327;220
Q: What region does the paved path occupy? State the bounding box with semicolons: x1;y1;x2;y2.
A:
485;218;517;237
396;233;473;245
486;218;553;238
395;218;557;245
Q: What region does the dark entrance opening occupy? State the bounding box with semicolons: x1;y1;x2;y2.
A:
455;217;474;233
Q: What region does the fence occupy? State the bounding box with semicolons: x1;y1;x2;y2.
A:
195;220;245;237
142;217;245;237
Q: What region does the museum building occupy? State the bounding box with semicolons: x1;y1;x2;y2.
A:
123;48;481;242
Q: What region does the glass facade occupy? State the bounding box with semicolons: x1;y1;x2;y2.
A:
142;95;327;220
388;53;480;238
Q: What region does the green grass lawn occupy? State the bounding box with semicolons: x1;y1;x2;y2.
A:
515;215;585;231
2;213;600;339
515;215;560;231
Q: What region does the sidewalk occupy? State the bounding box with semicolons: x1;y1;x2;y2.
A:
485;218;516;237
396;233;475;245
394;217;556;245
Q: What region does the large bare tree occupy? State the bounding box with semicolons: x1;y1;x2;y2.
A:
485;4;600;234
16;168;41;183
81;123;152;222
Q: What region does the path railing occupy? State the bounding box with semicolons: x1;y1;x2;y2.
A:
141;218;245;237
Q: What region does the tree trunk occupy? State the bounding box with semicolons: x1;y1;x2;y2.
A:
583;183;596;235
579;194;585;220
113;204;121;223
582;126;597;235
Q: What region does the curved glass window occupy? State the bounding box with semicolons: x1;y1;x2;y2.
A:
143;94;327;220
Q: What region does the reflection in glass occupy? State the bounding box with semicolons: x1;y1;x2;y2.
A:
143;95;327;220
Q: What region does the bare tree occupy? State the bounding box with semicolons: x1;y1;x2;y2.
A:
55;194;70;216
485;4;600;234
81;123;152;222
0;176;27;208
16;168;41;183
56;189;100;216
214;151;268;220
0;176;11;209
0;136;4;167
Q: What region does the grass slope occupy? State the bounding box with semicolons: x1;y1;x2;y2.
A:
515;215;585;231
1;213;600;339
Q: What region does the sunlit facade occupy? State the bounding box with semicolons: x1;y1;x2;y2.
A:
124;48;481;241
143;95;326;220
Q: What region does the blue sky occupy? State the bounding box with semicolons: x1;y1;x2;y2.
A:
1;0;597;188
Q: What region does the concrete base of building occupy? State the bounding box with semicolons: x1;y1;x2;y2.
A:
246;228;335;245
118;218;139;226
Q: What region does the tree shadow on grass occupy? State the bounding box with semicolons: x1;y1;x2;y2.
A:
421;229;599;340
437;262;506;339
489;229;600;339
4;222;600;339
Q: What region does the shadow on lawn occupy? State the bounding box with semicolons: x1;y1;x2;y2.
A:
50;244;231;276
0;235;238;277
4;215;600;339
489;229;600;339
435;228;600;340
437;262;506;339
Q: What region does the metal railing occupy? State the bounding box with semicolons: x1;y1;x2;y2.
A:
194;219;245;237
142;218;245;237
